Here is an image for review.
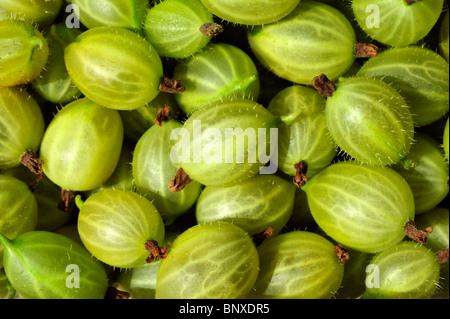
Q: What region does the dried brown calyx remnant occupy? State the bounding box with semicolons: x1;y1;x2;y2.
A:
154;104;171;126
160;77;185;94
199;22;224;36
252;227;274;246
403;219;431;244
145;240;168;263
437;248;449;264
355;43;380;58
405;0;422;4
169;168;193;192
293;161;308;188
21;150;43;175
312;74;336;98
104;286;131;299
58;189;75;212
335;244;350;264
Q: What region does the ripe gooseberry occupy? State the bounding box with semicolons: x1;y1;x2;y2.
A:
0;0;63;26
156;222;259;299
301;161;415;253
0;19;49;87
143;0;222;59
352;0;444;47
77;189;166;269
439;11;449;62
247;231;344;299
0;231;108;299
64;26;164;110
357;46;449;127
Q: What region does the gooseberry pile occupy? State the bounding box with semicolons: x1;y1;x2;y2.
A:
0;0;449;301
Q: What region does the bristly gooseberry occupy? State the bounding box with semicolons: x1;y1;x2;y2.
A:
0;175;38;269
31;23;83;105
195;174;296;235
77;189;166;269
199;0;301;25
301;161;415;253
143;0;221;59
39;97;124;193
319;76;414;167
0;231;108;299
0;0;63;26
168;98;283;188
392;133;449;214
156;222;259;299
267;85;336;180
362;241;441;299
132;119;202;225
352;0;445;47
64;26;164;110
0;87;45;173
247;1;357;85
173;43;260;115
70;0;149;33
247;231;344;299
357;46;449;127
0;19;49;87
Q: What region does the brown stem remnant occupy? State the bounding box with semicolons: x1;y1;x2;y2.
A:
160;77;185;94
437;248;449;264
355;43;380;58
104;286;131;299
405;0;422;4
21;150;44;175
312;74;336;98
293;161;308;188
335;244;350;264
252;227;274;246
169;168;193;192
199;22;224;36
145;240;168;263
58;189;75;212
28;174;44;192
154;104;171;126
403;219;430;244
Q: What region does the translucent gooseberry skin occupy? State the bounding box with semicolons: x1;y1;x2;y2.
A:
0;87;45;170
195;174;296;235
325;77;414;167
357;46;449;127
200;0;301;25
173;43;260;115
439;11;449;62
70;0;149;33
352;0;444;47
302;161;415;253
143;0;214;59
0;19;49;87
132;120;202;225
77;189;165;269
156;222;259;299
64;27;164;111
0;231;108;299
267;85;336;177
2;166;72;232
392;133;449;214
0;175;38;269
247;1;356;85
362;241;440;299
31;23;83;105
0;0;63;26
39;98;124;192
171;98;280;187
248;231;344;299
